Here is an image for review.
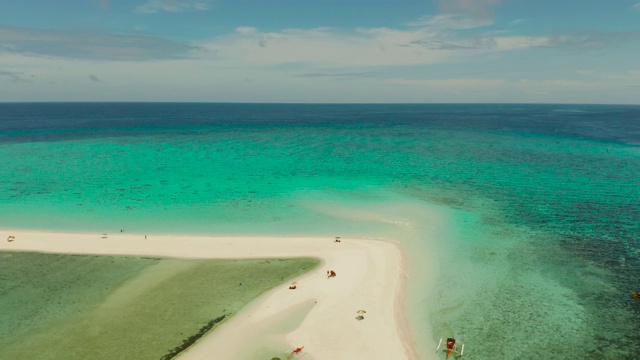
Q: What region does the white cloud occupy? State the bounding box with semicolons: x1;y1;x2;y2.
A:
212;23;559;69
387;77;608;92
388;78;506;89
0;70;30;83
510;19;527;25
437;0;502;18
235;27;257;35
197;27;453;68
409;14;493;30
517;79;606;89
136;0;213;14
577;69;640;81
380;76;619;104
0;26;197;60
1;51;636;104
409;35;549;51
194;25;635;72
543;30;640;49
492;36;549;50
3;4;639;104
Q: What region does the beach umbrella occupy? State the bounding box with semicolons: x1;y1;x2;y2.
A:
356;310;367;314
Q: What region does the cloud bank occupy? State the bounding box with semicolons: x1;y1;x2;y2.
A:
136;0;213;14
1;1;638;104
0;27;198;61
437;0;502;18
0;70;30;83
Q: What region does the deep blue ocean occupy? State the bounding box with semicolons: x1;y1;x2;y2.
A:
1;103;639;359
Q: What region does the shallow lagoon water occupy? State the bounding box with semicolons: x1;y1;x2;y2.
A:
1;103;639;359
0;251;318;360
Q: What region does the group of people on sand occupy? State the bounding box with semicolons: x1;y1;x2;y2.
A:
289;237;342;290
290;269;337;289
284;236;370;358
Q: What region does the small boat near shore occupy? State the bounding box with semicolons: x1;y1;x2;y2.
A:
436;337;464;358
632;291;640;301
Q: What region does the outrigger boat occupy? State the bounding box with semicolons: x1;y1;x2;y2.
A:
436;337;464;358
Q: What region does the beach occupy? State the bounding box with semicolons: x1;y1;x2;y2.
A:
3;103;638;358
0;230;422;360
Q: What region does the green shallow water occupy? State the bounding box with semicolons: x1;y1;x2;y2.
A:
0;252;318;360
1;103;639;359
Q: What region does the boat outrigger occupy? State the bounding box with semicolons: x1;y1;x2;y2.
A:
436;337;464;358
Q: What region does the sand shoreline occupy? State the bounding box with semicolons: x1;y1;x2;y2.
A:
0;229;422;360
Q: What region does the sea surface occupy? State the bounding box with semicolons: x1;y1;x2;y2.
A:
1;103;639;359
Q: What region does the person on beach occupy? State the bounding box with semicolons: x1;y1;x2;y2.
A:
327;270;336;278
288;346;304;358
334;237;341;242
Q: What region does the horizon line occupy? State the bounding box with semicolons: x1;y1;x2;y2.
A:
1;101;639;106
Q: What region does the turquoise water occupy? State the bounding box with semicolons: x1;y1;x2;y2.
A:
1;103;639;359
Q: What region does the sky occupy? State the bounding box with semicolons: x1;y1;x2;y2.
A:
0;0;639;103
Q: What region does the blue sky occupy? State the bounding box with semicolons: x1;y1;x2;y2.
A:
1;0;639;103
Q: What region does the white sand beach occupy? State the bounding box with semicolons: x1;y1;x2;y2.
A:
0;230;424;360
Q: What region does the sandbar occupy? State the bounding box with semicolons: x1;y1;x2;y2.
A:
0;230;421;359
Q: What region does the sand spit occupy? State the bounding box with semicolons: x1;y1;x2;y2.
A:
1;230;421;360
